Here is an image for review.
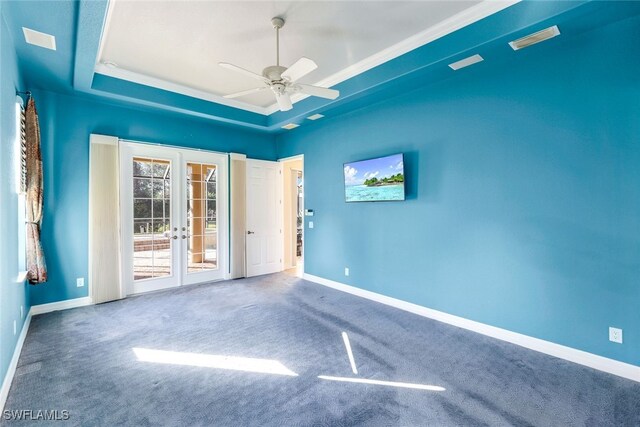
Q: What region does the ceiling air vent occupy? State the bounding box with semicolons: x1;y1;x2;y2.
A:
509;25;560;51
448;54;484;71
281;123;299;130
307;114;324;121
22;27;56;50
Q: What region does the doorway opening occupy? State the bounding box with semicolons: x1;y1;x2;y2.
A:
281;156;304;277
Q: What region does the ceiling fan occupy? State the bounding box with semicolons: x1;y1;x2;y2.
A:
219;17;339;112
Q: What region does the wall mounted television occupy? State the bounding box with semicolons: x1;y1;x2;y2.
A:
344;153;405;202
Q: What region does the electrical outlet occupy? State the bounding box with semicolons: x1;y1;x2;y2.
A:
13;320;17;335
76;277;85;287
609;327;623;344
345;267;350;277
308;221;314;229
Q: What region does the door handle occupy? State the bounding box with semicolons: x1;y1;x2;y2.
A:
247;231;255;235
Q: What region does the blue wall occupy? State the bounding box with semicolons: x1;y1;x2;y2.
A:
0;3;29;390
29;90;276;306
277;15;640;366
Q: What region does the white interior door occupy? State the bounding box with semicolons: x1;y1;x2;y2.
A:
246;159;283;277
120;142;228;294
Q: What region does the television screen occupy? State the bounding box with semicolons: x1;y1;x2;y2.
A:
344;153;405;202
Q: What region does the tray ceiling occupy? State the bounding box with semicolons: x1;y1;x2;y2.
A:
96;0;483;114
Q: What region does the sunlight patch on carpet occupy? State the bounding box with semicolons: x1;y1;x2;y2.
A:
318;375;445;391
133;348;298;376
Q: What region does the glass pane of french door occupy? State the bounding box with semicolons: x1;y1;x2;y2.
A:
186;162;218;273
132;157;172;280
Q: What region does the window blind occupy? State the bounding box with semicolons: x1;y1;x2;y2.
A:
19;104;27;193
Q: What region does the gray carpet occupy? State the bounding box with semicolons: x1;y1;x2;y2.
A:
4;273;640;426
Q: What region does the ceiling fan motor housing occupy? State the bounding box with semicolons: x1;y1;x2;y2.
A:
262;65;287;81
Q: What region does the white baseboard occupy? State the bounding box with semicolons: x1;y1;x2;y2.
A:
303;273;640;383
1;296;94;411
30;297;93;315
1;312;32;411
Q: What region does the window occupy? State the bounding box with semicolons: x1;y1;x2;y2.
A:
15;96;26;275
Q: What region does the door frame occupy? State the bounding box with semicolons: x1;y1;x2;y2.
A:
119;140;229;295
278;154;304;274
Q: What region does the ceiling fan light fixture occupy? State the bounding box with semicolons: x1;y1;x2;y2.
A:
275;92;293;111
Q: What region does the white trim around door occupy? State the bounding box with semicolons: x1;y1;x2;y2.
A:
278;154;304;274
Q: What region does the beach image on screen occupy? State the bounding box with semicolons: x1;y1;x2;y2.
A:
344;154;405;202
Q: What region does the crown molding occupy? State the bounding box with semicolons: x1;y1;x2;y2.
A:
94;64;271;115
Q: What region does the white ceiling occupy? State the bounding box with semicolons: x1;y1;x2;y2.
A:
97;1;511;114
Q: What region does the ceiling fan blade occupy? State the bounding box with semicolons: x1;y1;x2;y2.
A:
296;84;340;100
223;87;267;99
281;57;318;82
219;62;268;82
275;92;293;111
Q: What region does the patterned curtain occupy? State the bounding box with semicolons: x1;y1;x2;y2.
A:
25;97;48;284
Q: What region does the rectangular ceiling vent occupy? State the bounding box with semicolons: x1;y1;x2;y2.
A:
281;123;300;130
448;54;484;71
22;27;57;51
307;114;324;121
509;25;560;51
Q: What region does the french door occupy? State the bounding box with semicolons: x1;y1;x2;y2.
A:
120;142;228;295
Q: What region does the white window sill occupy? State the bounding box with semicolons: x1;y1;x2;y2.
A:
17;271;28;283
